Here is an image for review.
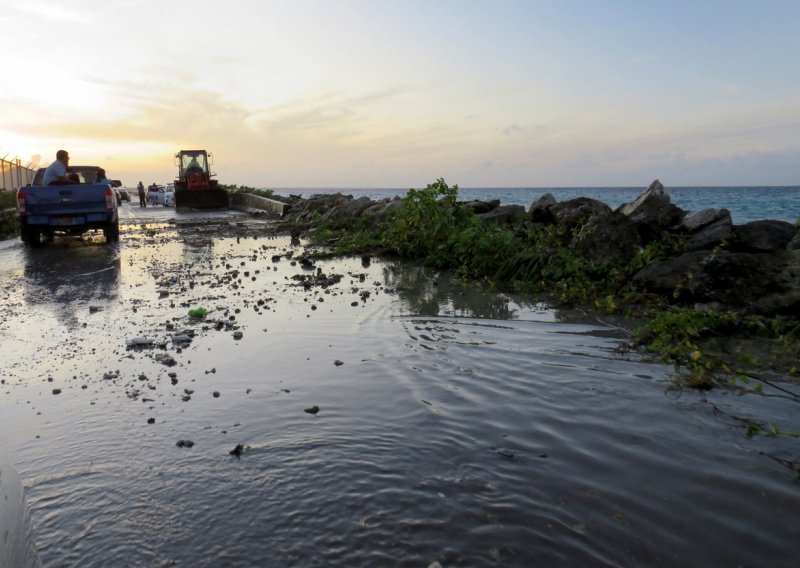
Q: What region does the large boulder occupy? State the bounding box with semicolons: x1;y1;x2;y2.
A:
619;180;684;243
678;208;730;232
684;211;734;251
361;198;404;230
324;196;375;222
632;251;709;296
478;204;526;226
283;192;354;222
549;197;611;231
749;248;800;315
528;193;557;223
633;249;794;313
692;251;789;308
733;220;798;252
572;212;642;265
461;199;500;214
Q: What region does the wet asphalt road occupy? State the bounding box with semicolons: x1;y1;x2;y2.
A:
117;199;248;224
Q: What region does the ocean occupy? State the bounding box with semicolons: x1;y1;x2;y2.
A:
271;185;800;225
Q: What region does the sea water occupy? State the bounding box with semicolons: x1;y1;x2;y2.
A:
273;186;800;225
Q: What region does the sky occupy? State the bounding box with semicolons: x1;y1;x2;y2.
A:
1;0;799;189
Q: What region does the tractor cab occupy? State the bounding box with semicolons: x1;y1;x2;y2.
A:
176;150;212;186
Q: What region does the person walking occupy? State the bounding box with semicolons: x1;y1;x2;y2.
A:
137;181;147;207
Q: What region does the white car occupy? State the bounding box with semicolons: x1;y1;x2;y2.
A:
147;185;175;207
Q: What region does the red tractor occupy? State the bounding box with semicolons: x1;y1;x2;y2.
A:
173;149;228;209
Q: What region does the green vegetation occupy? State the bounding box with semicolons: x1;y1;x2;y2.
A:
0;189;15;208
188;307;208;318
0;190;19;237
220;184;275;199
305;178;800;390
633;308;800;390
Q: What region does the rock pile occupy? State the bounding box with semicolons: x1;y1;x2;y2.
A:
279;180;799;316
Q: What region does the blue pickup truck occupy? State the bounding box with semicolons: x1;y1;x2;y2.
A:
17;166;120;245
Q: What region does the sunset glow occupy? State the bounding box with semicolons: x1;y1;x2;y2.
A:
1;0;798;188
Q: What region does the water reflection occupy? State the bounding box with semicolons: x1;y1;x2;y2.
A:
22;240;120;329
382;262;522;320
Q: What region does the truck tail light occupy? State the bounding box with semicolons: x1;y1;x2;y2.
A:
104;187;115;211
16;190;26;215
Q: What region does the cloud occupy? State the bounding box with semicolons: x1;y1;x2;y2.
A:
502;124;524;136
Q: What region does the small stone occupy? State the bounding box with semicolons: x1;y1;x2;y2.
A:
212;391;220;398
147;418;155;424
52;388;61;395
229;444;244;457
176;439;195;448
304;405;320;414
233;331;244;340
334;360;344;366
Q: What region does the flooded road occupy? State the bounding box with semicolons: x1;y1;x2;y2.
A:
1;203;799;567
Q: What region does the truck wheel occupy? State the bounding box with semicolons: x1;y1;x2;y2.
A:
104;222;120;244
20;226;41;246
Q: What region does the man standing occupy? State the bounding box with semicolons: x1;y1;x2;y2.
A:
43;150;72;185
137;181;147;207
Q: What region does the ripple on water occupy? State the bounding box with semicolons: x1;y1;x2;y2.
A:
2;248;799;566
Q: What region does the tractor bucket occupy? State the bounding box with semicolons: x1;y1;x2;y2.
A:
174;188;229;210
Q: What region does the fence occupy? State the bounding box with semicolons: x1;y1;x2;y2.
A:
1;157;36;191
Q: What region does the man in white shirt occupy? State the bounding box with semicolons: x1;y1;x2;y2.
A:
43;150;72;185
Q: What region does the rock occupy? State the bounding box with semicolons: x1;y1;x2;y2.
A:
360;198;404;229
528;193;557;223
155;353;177;366
633;251;709;296
619;180;684;242
461;199;500;214
734;220;798;252
685;213;733;251
233;331;244;340
52;388;61;395
176;439;195;448
550;197;612;231
126;337;154;347
304;405;320;414
147;418;155;424
212;391;220;398
571;211;642;265
229;444;244;457
171;334;193;343
691;251;788;307
334;360;344;366
478;204;526;226
678;208;729;232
